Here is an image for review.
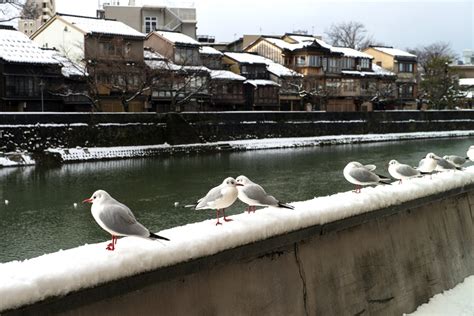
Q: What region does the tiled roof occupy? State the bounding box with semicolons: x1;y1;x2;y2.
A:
154;30;200;45
0;29;60;64
60;15;145;38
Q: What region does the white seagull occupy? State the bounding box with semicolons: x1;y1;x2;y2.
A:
195;177;241;225
443;155;468;168
435;156;459;171
343;161;391;193
235;175;294;213
467;145;474;161
417;153;438;175
83;190;169;251
388;159;421;184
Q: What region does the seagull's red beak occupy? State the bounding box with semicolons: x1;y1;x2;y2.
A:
82;198;93;204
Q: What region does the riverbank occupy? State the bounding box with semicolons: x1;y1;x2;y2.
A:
43;130;474;163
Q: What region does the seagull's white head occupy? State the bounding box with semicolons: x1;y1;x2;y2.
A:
236;175;252;186
426;152;438;160
83;190;111;204
222;177;242;187
346;161;362;169
389;159;399;165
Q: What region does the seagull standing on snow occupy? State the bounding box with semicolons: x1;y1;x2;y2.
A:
388;160;421;184
443;155;468;168
235;175;294;213
195;177;241;225
83;190;169;251
343;161;391;193
417;153;438;175
435;155;459;171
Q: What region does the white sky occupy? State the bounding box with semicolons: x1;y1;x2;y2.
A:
55;0;473;57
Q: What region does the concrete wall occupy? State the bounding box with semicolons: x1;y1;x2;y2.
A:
6;183;474;315
0;111;473;152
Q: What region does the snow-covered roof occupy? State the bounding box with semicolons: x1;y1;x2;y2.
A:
341;64;395;78
459;78;474;86
154;30;200;45
370;46;417;58
209;70;245;81
145;59;181;71
262;36;370;59
0;29;60;64
244;79;280;87
60;15;145;38
199;46;223;55
144;49;166;60
47;51;86;77
224;52;300;78
331;47;373;59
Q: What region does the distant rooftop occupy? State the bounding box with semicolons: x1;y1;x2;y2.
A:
369;46;417;58
224;52;302;78
153;30;200;45
0;28;60;64
57;13;145;38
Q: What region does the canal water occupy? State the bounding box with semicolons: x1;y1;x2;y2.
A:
0;137;472;263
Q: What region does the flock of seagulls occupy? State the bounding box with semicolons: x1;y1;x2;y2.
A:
82;145;473;251
344;145;474;192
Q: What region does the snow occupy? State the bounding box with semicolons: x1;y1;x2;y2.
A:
60;15;145;38
43;130;474;162
199;46;223;55
144;49;166;60
370;46;417;58
45;50;86;78
224;52;300;78
342;64;396;77
0;152;35;167
459;78;474;86
154;30;200;45
405;275;474;316
0;162;473;312
244;79;280;87
0;3;20;28
331;47;373;59
209;70;246;81
0;29;60;64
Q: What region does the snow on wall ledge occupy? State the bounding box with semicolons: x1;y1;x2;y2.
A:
45;130;474;162
1;167;474;312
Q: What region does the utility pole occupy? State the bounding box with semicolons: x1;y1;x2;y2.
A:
39;79;44;112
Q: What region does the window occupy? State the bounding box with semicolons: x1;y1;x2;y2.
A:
175;47;199;65
359;58;370;69
341;79;355;92
296;56;306;66
399;84;414;97
342;57;355;69
398;62;414;73
145;16;157;33
308;55;321;67
99;41;123;57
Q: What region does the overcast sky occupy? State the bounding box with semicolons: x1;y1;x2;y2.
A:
56;0;473;57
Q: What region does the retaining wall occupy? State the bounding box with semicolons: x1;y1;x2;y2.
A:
6;183;474;315
0;111;473;153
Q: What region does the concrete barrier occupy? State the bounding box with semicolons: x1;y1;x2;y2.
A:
5;183;473;316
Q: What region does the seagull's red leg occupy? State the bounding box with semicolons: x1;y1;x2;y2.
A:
106;235;115;251
252;206;257;213
223;209;233;222
215;209;222;226
246;206;250;214
399;179;402;184
353;185;361;193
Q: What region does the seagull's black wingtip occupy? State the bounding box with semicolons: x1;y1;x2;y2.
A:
150;232;170;241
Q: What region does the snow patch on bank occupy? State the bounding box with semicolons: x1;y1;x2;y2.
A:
46;130;474;162
405;275;474;315
0;167;473;311
0;153;35;167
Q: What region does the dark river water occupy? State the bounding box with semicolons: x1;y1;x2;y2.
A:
0;137;472;262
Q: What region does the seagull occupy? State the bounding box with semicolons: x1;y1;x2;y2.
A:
195;177;241;225
235;175;294;213
343;161;391;193
388;159;421;184
435;155;459;171
467;145;474;161
83;190;169;251
417;153;438;175
443;155;468;168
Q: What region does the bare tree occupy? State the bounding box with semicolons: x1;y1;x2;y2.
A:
324;21;378;50
408;41;456;73
0;0;40;23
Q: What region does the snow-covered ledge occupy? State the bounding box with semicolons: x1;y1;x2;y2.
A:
1;168;474;313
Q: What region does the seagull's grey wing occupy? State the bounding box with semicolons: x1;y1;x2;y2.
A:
349;167;380;183
437;159;456;169
450;156;467;165
397;164;420;177
242;184;278;206
418;158;426;168
196;185;224;209
363;164;377;171
99;202;148;237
